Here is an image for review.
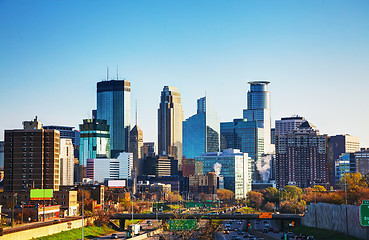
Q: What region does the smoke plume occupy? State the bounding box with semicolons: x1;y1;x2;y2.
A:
256;155;271;182
213;162;222;176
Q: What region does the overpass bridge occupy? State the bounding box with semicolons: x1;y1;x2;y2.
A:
111;213;302;230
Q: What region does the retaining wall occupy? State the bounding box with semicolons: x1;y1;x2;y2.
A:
302;203;369;239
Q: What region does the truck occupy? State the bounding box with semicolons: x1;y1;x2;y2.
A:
128;224;141;236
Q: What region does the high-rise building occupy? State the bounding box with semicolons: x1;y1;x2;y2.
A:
129;125;143;175
142;156;178;177
275;116;306;136
4;117;60;192
328;134;360;186
356;148;369;176
43;125;80;159
86;153;133;183
275;121;328;188
220;119;263;180
183;96;220;159
0;141;4;170
79;119;110;167
59;138;74;186
243;81;272;153
158;86;184;168
142;142;157;158
195;149;253;199
97;80;131;158
334;153;356;185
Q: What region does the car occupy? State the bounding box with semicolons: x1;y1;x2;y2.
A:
262;228;268;233
248;236;256;240
307;236;315;240
264;223;270;228
110;233;118;239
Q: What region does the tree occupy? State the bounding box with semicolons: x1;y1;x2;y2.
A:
313;185;326;192
282;185;302;200
280;200;306;214
264;187;279;203
247;191;264;210
264;202;275;212
217;189;235;201
339;172;367;191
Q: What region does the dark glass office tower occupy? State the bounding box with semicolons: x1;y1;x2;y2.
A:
97;80;131;158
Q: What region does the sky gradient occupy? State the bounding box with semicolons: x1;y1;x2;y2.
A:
1;1;369;146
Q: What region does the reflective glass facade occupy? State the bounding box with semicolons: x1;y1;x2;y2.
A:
183;97;220;159
243;81;272;153
97;80;130;158
195;149;253;199
220;119;263;180
79;119;110;167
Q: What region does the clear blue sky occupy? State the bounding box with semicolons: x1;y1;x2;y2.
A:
1;0;368;145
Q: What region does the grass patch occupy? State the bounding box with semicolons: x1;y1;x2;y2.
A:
125;219;140;228
32;225;115;240
291;225;361;240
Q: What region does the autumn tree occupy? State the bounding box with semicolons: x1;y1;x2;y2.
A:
264;187;279;203
339;172;367;191
282;185;303;201
313;185;326;192
217;189;235;202
247;191;264;210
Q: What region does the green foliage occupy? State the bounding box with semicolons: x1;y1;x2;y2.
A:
292;225;361;240
282;185;303;200
264;187;279;203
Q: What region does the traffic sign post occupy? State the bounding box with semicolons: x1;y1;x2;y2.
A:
360;203;369;226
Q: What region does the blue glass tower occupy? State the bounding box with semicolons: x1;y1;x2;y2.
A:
97;80;131;158
243;81;272;153
183;97;220;159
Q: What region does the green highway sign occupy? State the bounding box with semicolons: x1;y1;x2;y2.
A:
363;200;369;205
360;204;369;226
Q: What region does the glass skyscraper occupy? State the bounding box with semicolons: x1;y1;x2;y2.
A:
195;149;253;199
158;86;184;168
97;80;131;158
79;119;110;167
243;81;272;153
183;96;220;159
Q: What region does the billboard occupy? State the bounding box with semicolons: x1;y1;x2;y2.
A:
108;179;127;188
30;189;53;200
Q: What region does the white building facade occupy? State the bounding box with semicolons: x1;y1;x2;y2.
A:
59;138;74;185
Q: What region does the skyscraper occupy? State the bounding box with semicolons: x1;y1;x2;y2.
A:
243;81;272;153
275;121;329;188
129;125;143;175
275;116;306;136
97;80;131;158
183;96;220;159
158;86;184;168
79;119;110;167
60;138;74;186
4;117;60;192
328;134;360;187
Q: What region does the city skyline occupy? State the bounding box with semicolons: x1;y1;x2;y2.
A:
1;1;368;146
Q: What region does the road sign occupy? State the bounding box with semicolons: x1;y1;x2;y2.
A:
259;212;272;218
360;204;369;226
363;200;369;205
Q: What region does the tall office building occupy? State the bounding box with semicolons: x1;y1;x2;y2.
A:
4;117;60;192
0;141;4;170
275;116;306;136
195;149;253;199
356;148;369;176
129;125;143;175
142;142;157;158
334;153;356;185
142;155;178;177
86;152;133;183
79;119;110;167
158;86;184;168
243;81;272;153
60;138;74;186
275;121;328;188
328;134;360;187
97;80;131;158
43;125;80;159
183;96;220;159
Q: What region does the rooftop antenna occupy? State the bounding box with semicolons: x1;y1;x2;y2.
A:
116;65;119;80
135;99;138;126
107;66;109;80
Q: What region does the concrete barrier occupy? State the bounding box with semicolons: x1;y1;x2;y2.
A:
1;217;92;240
